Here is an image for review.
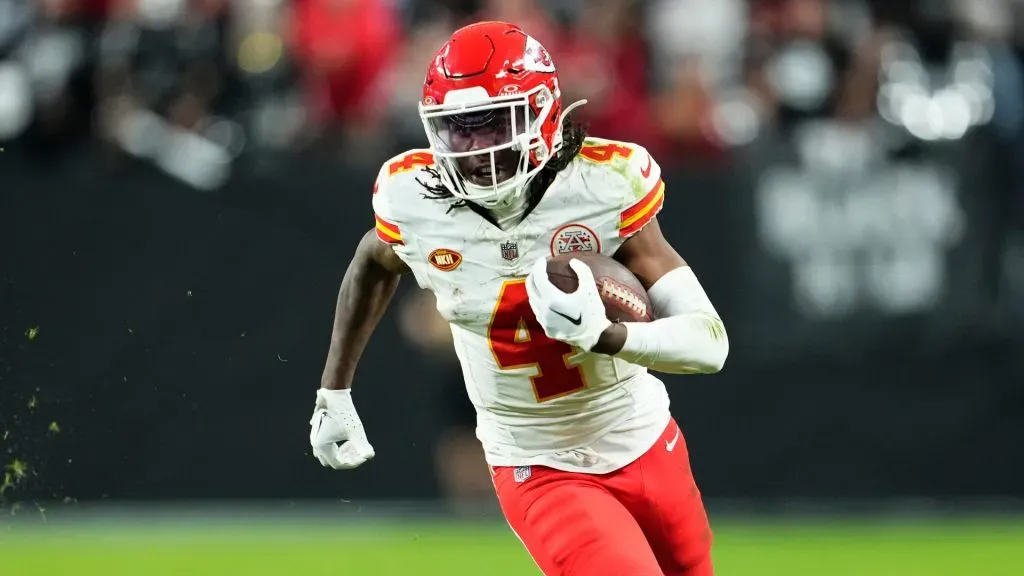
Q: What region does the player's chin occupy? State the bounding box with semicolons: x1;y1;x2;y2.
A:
465;174;490;187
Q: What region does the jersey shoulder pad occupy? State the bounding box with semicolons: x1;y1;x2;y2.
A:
575;137;665;239
371;148;437;246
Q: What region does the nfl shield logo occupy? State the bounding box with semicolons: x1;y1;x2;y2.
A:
513;466;532;483
500;241;519;262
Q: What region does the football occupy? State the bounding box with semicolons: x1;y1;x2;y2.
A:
546;253;654;323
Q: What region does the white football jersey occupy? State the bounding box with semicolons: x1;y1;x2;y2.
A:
372;138;671;474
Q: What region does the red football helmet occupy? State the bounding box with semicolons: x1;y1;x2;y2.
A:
419;21;585;208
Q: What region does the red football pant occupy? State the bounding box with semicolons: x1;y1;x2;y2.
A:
491;419;713;576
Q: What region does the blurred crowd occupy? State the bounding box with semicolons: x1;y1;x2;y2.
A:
3;0;1024;173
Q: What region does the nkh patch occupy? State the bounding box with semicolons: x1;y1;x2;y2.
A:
513;466;533;483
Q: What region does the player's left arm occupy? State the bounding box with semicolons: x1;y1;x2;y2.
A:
526;141;728;373
574;142;728;373
590;216;728;374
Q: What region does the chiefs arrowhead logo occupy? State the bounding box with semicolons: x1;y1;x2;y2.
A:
523;36;556;73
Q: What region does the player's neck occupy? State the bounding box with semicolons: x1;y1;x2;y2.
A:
488;193;531;230
470;172;554;230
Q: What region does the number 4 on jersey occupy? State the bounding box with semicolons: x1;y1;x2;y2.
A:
488;280;588;402
579;143;633;163
388;152;434;175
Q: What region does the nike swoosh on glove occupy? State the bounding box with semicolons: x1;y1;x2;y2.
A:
525;257;611;352
309;388;375;470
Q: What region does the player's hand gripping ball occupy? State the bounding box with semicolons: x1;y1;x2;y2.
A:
545;253;654;323
309;388;375;470
526;254;652;352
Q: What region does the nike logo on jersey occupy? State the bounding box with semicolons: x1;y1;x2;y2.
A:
553;309;582;325
640;154;653;179
666;426;681;452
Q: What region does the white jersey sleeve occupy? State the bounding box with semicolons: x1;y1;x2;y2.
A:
565;137;666;258
610;142;665;241
370;149;444;289
371;149;437;248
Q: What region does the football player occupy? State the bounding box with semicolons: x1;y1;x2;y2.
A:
310;21;729;576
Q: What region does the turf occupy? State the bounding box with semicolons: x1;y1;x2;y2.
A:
2;518;1022;575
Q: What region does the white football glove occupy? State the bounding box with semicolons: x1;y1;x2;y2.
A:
309;388;375;470
525;257;611;352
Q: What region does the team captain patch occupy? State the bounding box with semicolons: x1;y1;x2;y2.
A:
551;223;601;256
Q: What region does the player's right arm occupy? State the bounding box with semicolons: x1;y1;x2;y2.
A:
310;162;414;471
320;230;409;392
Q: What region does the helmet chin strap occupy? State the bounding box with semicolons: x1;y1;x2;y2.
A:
550;99;588;154
484;98;590;209
464;177;520;208
561;99;589;121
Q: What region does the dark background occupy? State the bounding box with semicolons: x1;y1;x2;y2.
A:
2;0;1024;507
4;135;1022;503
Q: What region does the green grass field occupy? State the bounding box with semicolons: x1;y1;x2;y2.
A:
2;518;1022;575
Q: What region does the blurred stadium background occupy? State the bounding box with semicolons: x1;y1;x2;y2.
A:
2;0;1024;574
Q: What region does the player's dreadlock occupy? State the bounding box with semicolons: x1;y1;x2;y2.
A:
416;115;588;214
415;166;463;211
